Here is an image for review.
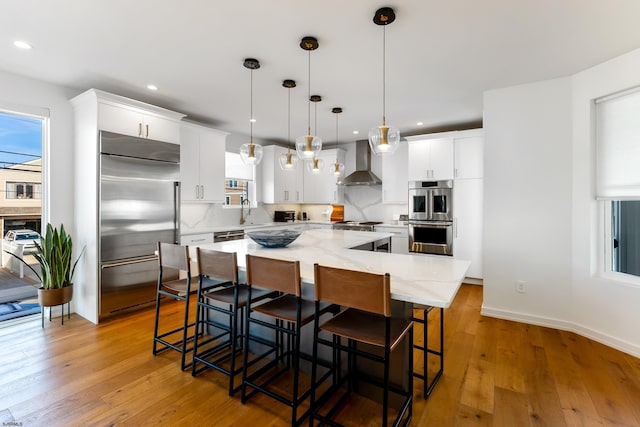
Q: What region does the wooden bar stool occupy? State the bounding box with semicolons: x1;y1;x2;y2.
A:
152;242;197;371
240;254;336;426
412;304;444;398
191;248;274;396
310;264;414;427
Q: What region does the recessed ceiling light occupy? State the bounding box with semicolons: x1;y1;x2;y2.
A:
250;118;256;123
147;84;158;91
353;130;359;135
13;40;32;50
416;122;423;126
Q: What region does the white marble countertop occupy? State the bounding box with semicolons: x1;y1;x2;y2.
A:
196;229;469;308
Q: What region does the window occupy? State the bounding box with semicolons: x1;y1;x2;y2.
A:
6;181;41;199
611;201;640;277
596;87;640;281
224;178;250;207
0;109;44;236
224;152;255;207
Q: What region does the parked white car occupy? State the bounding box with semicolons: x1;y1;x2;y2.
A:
4;229;41;250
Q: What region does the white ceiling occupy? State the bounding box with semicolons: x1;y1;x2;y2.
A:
2;0;640;146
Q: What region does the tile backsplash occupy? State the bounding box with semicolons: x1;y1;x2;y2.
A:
181;186;407;232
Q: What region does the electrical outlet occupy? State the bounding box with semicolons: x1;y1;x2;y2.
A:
516;280;526;293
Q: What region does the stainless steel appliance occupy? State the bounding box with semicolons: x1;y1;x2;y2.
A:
408;180;453;255
213;229;245;242
274;210;296;222
99;131;180;318
408;220;453;255
337;140;382;186
409;180;453;221
332;221;383;232
332;221;390;252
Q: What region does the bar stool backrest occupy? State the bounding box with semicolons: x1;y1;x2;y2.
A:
314;264;391;317
158;242;190;274
197;248;238;283
245;254;301;297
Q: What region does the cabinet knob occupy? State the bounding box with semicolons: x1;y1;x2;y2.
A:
145;124;149;138
138;123;143;137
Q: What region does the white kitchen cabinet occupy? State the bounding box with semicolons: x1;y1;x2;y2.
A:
407;136;454;181
180;122;228;203
261;145;304;203
454;129;483;179
381;141;408;204
96;92;183;144
303;149;345;204
453;179;483;279
375;225;409;254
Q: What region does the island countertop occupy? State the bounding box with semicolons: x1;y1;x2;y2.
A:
196;228;470;309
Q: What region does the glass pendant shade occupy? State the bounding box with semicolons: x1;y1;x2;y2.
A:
368;123;400;155
240;141;263;165
296;134;322;159
305;157;324;174
279;149;299;170
332;162;345;177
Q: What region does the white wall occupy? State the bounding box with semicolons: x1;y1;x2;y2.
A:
483;48;640;356
483;77;573;324
570;48;640;354
0;70;77;235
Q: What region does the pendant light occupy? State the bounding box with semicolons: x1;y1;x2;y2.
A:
240;58;263;165
306;95;324;174
368;7;400;155
279;79;299;170
331;107;346;177
296;36;322;160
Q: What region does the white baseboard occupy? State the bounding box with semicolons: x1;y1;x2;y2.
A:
481;305;640;358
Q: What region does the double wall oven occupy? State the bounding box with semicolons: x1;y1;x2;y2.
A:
408;180;453;255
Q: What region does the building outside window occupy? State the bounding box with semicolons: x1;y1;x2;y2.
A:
0;111;43;235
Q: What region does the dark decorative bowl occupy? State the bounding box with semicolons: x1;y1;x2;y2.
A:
246;229;302;248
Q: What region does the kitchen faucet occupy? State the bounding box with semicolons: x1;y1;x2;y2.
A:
239;199;251;225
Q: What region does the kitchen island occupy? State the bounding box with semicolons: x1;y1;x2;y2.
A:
194;228;470;403
197;228;470;309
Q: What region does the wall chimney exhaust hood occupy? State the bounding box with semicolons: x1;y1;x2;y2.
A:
338;140;382;186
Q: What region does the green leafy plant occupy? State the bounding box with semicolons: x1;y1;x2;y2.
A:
4;223;84;289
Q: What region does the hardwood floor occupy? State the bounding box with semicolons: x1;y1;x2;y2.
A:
1;284;639;426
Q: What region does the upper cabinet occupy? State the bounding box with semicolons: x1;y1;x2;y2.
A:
303;149;345;204
381;140;408;204
180;122;228;203
454;129;483;179
262;145;304;203
407;135;454;181
93;90;184;144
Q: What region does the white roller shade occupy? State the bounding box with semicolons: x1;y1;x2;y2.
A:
225;152;254;180
596;87;640;199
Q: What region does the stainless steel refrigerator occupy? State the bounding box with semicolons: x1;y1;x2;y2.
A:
99;131;180;318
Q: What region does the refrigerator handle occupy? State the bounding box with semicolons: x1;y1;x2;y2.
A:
174;181;181;244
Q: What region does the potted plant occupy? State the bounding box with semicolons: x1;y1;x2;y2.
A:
5;223;84;308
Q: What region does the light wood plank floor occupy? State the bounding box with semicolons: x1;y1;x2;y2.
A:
1;284;639;426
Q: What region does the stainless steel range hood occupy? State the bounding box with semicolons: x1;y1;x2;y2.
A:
338;140;382;186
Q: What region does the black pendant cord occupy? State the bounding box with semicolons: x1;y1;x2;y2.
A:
307;50;311;135
382;25;386;126
335;113;339;161
287;85;291;150
250;68;254;143
314;98;317;136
